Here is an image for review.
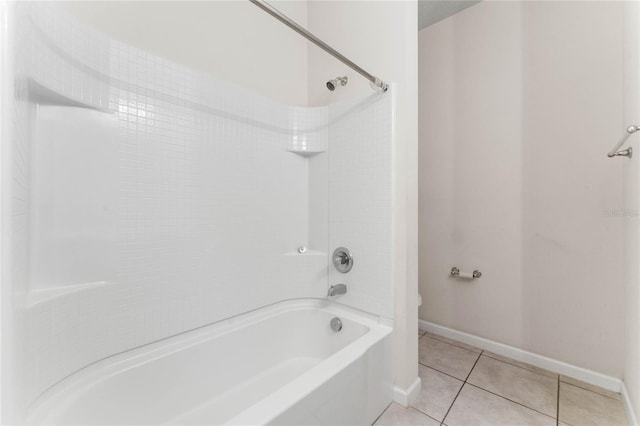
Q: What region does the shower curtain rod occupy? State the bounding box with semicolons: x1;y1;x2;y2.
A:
249;0;389;92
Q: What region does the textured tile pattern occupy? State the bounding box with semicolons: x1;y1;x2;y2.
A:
413;365;463;421
328;93;393;318
374;403;440;426
467;355;558;417
559;382;627;426
445;384;556;426
380;332;629;426
560;375;622;400
419;335;480;380
483;351;557;378
426;332;482;353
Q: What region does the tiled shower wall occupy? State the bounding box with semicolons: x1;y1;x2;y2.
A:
328;95;394;319
3;3;394;418
9;3;334;413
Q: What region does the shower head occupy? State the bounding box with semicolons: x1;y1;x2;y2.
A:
326;76;348;91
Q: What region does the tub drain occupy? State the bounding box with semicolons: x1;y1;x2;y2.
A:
330;317;343;332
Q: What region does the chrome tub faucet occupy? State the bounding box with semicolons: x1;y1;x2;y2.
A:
328;284;347;297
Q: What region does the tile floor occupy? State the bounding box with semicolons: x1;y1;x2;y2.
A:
374;329;628;426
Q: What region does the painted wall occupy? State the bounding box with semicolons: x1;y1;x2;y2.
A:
623;0;640;420
59;1;308;106
419;1;625;377
307;0;419;398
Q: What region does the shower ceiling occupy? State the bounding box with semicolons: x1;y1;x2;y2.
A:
418;0;481;29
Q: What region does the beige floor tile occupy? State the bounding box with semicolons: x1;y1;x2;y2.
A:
444;384;556;426
412;364;464;421
559;382;627;426
419;335;480;380
418;329;427;339
467;355;558;417
559;375;621;401
374;403;440;426
427;332;482;353
483;351;557;378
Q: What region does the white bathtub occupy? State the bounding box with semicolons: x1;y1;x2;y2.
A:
26;299;393;425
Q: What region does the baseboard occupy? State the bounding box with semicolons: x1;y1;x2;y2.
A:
393;376;422;407
419;320;622;393
622;382;639;426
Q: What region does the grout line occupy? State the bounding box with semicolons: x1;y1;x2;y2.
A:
426;332;482;354
556;376;560;426
440;350;483;425
465;382;557;421
464;350;483;382
418;362;466;382
423;333;579;424
372;401;392;425
558;379;622;401
422;321;622;394
440;386;463;426
410;406;443;424
481;351;557;379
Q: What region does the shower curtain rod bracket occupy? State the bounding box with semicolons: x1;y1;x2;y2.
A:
607;124;640;158
249;0;389;93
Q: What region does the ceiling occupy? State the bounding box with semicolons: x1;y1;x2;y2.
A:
418;0;481;30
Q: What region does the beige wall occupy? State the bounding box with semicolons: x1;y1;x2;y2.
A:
59;1;309;106
419;1;625;377
624;0;640;419
307;0;419;397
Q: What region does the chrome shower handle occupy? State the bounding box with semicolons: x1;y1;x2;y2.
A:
332;247;353;273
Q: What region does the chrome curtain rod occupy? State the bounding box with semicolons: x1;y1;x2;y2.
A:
249;0;389;92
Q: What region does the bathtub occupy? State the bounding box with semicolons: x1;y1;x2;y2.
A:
26;299;393;425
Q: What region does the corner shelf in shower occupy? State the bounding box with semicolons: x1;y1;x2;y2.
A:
25;280;114;309
26;78;112;113
287;149;326;158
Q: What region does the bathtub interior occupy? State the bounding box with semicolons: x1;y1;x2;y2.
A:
3;3;396;424
27;301;390;426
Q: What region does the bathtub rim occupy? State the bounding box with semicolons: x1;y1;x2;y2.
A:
25;297;393;425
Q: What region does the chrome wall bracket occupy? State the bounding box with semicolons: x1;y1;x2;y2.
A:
611;147;633;158
607;125;640;158
250;0;388;93
450;267;482;279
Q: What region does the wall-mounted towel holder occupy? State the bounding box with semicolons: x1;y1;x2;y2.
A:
607;125;640;158
451;267;482;279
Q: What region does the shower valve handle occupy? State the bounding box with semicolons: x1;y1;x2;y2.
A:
332;247;354;273
334;254;348;265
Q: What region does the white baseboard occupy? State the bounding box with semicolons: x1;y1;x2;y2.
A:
393;376;422;407
419;320;621;393
622;382;639;426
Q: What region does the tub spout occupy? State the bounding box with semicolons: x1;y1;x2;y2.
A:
328;284;347;297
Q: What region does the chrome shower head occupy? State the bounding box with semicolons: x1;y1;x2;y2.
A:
326;76;348;91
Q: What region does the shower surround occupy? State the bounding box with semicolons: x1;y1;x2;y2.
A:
1;3;394;423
